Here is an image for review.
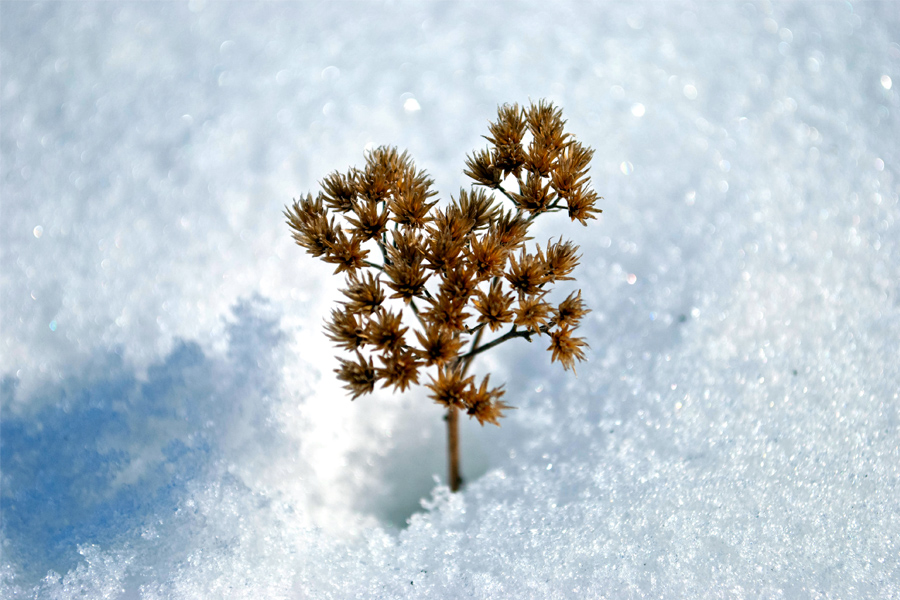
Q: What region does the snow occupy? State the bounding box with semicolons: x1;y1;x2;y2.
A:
2;1;899;598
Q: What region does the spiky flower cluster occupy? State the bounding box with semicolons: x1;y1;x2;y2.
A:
285;101;600;427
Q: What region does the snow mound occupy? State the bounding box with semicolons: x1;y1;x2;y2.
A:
2;1;898;598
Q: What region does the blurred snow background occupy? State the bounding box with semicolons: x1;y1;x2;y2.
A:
2;1;898;597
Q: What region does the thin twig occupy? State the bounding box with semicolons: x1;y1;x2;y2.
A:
408;298;430;330
458;323;551;361
495;184;519;206
465;322;486;336
459;325;485;377
376;237;391;266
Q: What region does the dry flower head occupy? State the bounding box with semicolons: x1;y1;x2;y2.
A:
286;100;601;428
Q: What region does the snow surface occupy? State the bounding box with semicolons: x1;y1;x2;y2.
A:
2;1;899;597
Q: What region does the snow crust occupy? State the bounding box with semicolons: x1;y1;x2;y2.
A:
2;1;898;598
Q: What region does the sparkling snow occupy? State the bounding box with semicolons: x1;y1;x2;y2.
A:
2;1;898;598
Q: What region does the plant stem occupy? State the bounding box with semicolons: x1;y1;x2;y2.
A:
447;405;461;492
446;322;486;492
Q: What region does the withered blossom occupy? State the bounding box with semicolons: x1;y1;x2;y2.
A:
542;237;580;282
490;209;531;249
321;170;357;213
465;375;512;427
525;100;569;156
473;279;515;332
335;351;377;399
389;169;438;228
358;147;412;202
421;293;470;333
465;232;509;281
341;271;385;315
285;99;603;493
415;324;464;366
383;229;429;301
454;188;498;231
566;187;603;225
554;289;590;329
550;141;594;198
365;308;407;352
524;141;557;179
485;103;527;178
377;347;421;392
514;294;553;333
345;199;390;241
322;227;368;274
423;217;467;272
439;263;478;303
547;326;588;373
387;228;424;264
324;306;367;351
512;171;556;215
464;147;503;188
505;247;548;296
426;365;475;410
285;194;336;258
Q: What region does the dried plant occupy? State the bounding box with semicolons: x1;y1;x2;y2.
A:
286;100;601;492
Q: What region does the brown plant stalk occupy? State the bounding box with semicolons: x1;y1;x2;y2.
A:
286;100;601;492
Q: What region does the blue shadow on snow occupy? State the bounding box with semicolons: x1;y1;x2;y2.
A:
0;298;284;583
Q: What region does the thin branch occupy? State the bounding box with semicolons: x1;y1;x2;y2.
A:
465;322;486;336
408;297;429;330
495;184;518;206
525;198;566;224
459;325;485;376
458;323;552;362
376;237;391;266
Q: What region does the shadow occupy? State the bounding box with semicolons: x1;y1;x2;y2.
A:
346;400;493;530
0;297;285;584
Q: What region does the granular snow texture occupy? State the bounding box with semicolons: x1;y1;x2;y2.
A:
2;1;898;598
